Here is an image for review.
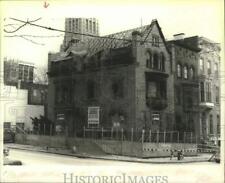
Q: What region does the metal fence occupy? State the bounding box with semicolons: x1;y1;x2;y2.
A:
12;125;198;144
82;127;198;144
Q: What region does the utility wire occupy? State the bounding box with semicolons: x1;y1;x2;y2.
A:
6;17;164;44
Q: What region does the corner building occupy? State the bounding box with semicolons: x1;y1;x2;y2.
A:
47;20;175;136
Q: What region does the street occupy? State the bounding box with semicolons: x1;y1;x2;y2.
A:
2;149;223;183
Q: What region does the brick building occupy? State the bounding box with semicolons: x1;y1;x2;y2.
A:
47;19;175;136
168;35;221;143
168;34;201;142
47;19;220;143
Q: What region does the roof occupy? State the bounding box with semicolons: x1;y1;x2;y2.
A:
167;37;201;52
66;19;170;57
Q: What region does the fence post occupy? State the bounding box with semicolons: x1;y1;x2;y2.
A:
156;130;159;143
163;131;166;143
131;128;133;142
111;127;113;140
43;124;46;136
141;129;145;143
101;127;104;140
170;131;173;143
177;131;179;143
149;130;151;143
121;128;124;141
184;132;186;143
50;124;52;136
83;126;85;138
38;124;40;135
195;134;198;144
190;132;193;143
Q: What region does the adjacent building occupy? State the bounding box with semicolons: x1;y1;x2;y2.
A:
2;58;47;132
168;34;201;142
168;35;221;143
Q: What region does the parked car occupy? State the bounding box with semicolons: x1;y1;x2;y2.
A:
3;147;10;157
214;151;220;163
4;129;15;143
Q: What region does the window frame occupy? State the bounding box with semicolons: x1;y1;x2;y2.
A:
177;63;182;78
183;65;188;79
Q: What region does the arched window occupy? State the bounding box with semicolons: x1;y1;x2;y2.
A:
199;58;204;73
153;52;159;70
146;51;152;68
177;64;182;78
159;52;165;71
183;65;188;79
189;66;194;79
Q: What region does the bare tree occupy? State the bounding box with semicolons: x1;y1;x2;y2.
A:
33;66;48;85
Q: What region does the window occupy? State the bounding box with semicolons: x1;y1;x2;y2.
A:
183;66;188;79
199;58;204;74
159;52;165;71
217;115;220;135
146;51;152;68
147;81;166;99
153;52;159;70
28;67;34;82
152;35;159;47
214;63;218;75
200;82;205;102
93;22;96;33
209;115;213;134
86;19;88;31
207;60;211;74
18;65;23;80
215;86;219;103
206;82;212;102
177;64;182;78
89;20;92;32
187;97;193;108
112;79;124;98
147;82;157;98
189;67;194;79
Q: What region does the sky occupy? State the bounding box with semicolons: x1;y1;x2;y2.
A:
0;0;224;68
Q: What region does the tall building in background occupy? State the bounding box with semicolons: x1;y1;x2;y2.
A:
61;18;99;51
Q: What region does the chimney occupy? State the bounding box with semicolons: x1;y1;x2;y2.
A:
173;33;185;40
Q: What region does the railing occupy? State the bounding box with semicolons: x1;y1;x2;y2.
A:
82;127;198;144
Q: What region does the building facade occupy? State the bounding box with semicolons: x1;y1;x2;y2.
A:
168;35;221;143
61;18;99;51
48;20;220;143
168;35;201;142
197;37;221;143
48;20;175;136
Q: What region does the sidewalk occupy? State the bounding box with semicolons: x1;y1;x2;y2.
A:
5;143;213;164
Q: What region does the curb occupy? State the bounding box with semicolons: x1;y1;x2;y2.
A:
7;146;211;164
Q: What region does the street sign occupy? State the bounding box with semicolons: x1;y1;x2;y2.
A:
88;107;100;127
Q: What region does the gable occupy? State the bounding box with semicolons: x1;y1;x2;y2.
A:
141;21;170;54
